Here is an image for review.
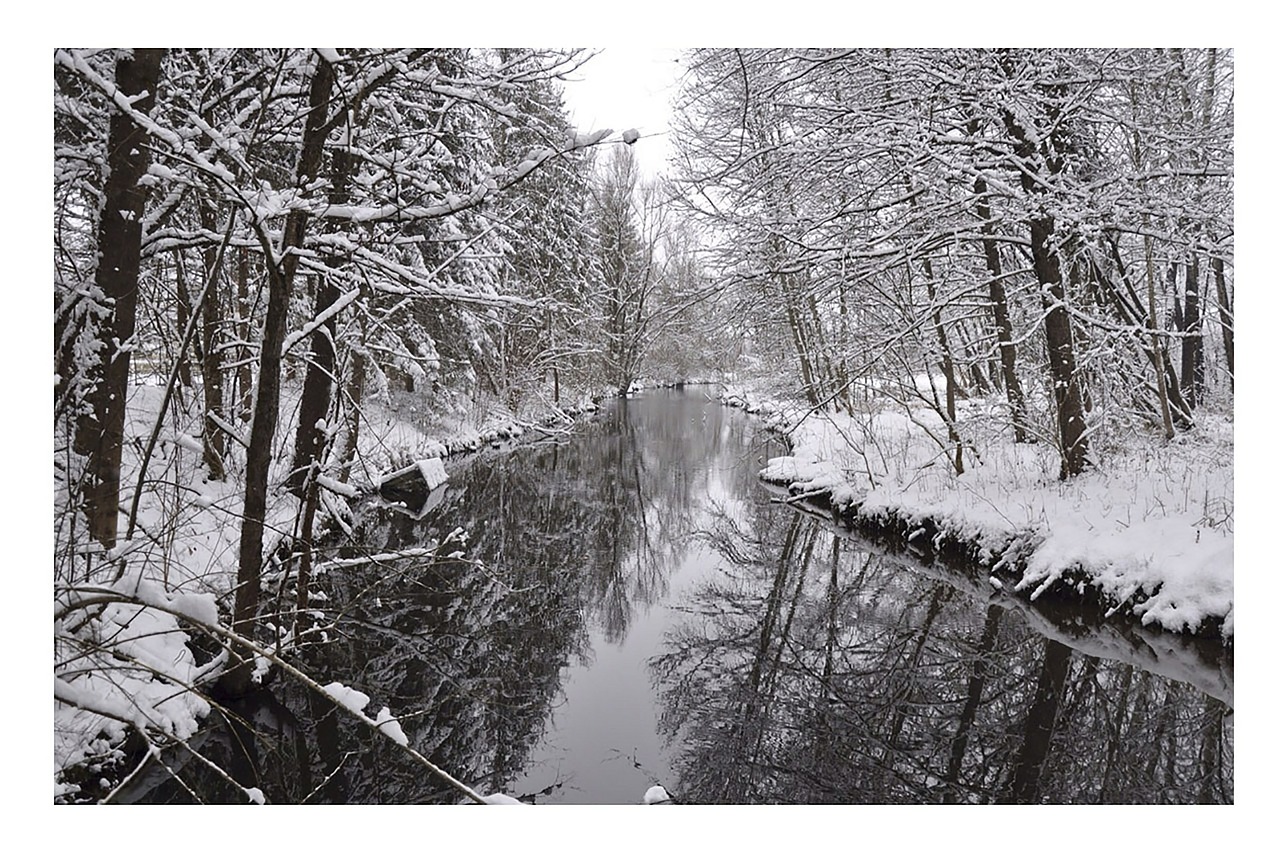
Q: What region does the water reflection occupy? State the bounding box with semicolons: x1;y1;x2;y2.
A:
651;497;1233;804
129;391;1231;804
131;390;783;803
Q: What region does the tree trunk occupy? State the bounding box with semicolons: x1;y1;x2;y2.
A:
905;175;963;461
1096;664;1133;802
780;273;821;408
973;162;1030;442
228;55;334;691
943;604;1003;802
1181;257;1203;408
1032;216;1091;478
882;586;950;761
1067;258;1094;416
1213;255;1233;389
198;200;227;480
74;48;164;550
293;474;320;642
336;344;366;486
922;259;963;474
1001;101;1090;477
1001;638;1072;803
234;247;255;422
1196;693;1226;804
1144;243;1177;439
289;140;354;494
957;320;993;395
174;257;194;389
287;274;338;495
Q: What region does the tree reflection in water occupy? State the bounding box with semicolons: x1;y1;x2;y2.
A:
651;496;1233;804
129;391;1230;803
132;390;783;803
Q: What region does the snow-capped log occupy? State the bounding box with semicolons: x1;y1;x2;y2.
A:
378;458;448;512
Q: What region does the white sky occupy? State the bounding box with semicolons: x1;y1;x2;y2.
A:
558;47;684;177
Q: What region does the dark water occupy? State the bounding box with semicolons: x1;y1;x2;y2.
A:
131;390;1233;804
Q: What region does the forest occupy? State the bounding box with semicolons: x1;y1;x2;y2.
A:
52;48;1232;805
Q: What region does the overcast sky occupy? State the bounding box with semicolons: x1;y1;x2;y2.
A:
558;47;683;177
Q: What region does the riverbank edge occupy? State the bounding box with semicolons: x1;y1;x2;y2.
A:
348;396;606;504
373;396;605;472
716;388;1233;647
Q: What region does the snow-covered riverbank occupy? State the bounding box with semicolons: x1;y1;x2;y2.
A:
52;375;1233;800
53;379;603;801
719;383;1234;643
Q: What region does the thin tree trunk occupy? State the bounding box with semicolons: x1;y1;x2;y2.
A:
820;536;840;705
956;319;993;395
228;244;288;673
836;273;855;411
883;586;950;760
1144;238;1176;438
782;278;821;407
227;55;334;693
972;159;1030;442
1066;258;1095;416
198;200;227;479
1171;48;1213;410
907;176;963;470
943;604;1003;802
336;342;366;486
234;247;255;422
805;292;836;401
123;213;237;545
74;48;164;550
289;139;353;494
293;474;319;642
1143;687;1175;787
1096;665;1133;802
1001;638;1072;803
922;259;963;474
1213;255;1233;389
1182;257;1203;408
1196;49;1229;399
287;275;338;494
174;257;194;389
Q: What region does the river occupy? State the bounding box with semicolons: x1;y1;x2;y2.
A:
128;389;1232;804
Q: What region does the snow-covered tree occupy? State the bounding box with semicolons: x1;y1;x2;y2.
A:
670;48;1234;477
53;46;620;777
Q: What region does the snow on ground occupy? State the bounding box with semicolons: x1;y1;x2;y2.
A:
350;385;600;480
724;382;1234;641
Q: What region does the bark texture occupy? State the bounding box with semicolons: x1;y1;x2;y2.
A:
75;48;164;549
